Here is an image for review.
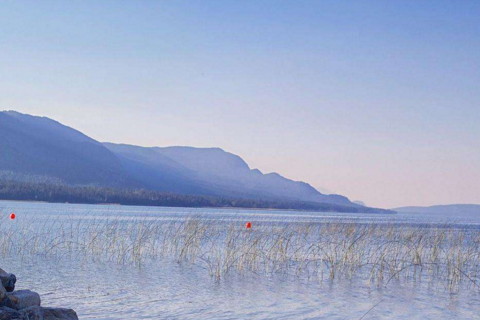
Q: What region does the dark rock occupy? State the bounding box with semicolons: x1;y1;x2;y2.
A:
6;290;41;310
0;268;77;320
0;284;6;301
20;307;79;320
0;295;15;310
0;270;16;292
0;307;22;320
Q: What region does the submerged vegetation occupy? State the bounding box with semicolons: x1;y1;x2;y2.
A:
1;216;479;292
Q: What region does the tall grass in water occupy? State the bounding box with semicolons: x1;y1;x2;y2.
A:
1;217;479;292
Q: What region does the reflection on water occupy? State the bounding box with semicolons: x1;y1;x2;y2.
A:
1;200;479;319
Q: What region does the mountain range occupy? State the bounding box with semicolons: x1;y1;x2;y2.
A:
394;204;480;215
0;110;386;212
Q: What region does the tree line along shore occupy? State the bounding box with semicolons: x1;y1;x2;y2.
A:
0;179;392;213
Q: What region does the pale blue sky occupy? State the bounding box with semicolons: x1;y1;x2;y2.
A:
1;1;479;208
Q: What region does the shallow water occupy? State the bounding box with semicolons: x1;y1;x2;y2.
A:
1;200;480;319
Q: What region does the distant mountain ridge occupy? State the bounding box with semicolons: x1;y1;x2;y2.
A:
394;204;480;215
0;110;375;211
0;111;135;187
103;143;354;205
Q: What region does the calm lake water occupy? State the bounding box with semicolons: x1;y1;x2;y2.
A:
1;200;479;319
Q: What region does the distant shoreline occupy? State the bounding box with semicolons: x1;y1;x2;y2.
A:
0;198;395;214
0;179;394;214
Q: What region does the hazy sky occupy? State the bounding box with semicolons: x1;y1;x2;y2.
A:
1;1;479;208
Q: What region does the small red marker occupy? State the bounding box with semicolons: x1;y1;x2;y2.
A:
9;213;16;220
245;221;252;229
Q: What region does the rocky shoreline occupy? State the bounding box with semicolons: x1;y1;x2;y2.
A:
0;268;78;320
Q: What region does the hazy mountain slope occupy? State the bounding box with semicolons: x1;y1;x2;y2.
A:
1;110;361;208
103;143;275;199
105;143;358;206
0;111;134;187
155;146;355;205
102;143;216;195
394;204;480;215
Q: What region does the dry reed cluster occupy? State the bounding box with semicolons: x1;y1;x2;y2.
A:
1;217;479;292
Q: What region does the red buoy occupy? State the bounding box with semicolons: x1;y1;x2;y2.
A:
9;213;16;220
245;221;252;229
